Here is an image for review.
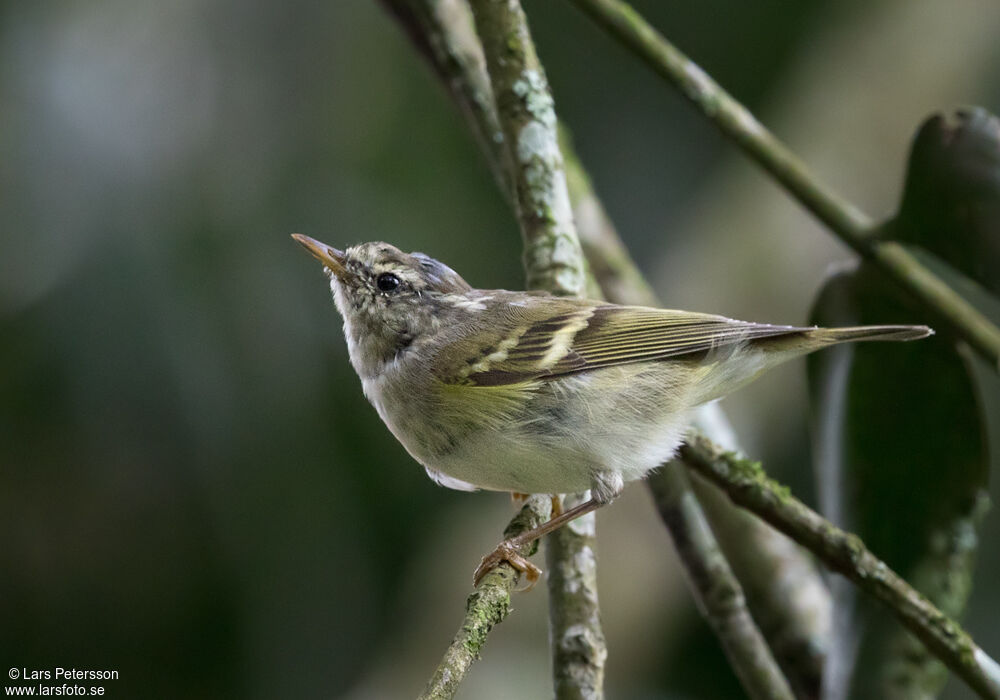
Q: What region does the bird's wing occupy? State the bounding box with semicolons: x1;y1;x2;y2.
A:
447;302;807;387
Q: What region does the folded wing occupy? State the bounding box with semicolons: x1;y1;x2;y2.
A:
456;303;807;387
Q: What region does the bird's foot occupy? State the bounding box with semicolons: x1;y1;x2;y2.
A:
473;540;542;591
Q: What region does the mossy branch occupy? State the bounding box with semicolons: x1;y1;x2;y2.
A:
568;0;1000;369
418;496;551;700
679;433;1000;700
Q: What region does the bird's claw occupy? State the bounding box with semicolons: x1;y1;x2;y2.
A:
473;540;542;591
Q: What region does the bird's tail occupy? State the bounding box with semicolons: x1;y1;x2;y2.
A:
691;323;932;406
805;324;933;345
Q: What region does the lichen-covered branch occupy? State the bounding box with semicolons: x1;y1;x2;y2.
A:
418;496;551;700
382;1;609;695
649;464;795;700
679;432;1000;700
545;493;606;700
465;2;604;697
379;0;653;307
568;0;1000;369
468;0;586;297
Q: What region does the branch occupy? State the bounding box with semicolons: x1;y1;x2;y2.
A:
418;496;551;700
379;0;655;306
464;1;606;697
469;0;587;296
678;432;1000;700
567;0;1000;369
545;493;606;700
649;464;795;700
382;1;606;696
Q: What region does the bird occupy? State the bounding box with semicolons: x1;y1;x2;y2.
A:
291;234;932;587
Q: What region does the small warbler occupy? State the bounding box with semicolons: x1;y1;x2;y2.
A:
292;234;931;586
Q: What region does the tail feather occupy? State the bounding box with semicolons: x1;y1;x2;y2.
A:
808;324;934;345
693;323;932;405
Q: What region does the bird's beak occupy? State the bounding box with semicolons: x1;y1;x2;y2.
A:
291;234;347;279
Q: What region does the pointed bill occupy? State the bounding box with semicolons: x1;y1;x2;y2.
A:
291;234;347;278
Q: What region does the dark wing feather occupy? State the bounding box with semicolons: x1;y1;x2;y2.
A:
459;303;808;387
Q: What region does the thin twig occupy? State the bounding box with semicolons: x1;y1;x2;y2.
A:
689;407;830;699
679;432;1000;700
418;496;551;700
649;464;796;700
567;0;1000;369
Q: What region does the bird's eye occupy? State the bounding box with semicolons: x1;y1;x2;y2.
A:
376;272;401;293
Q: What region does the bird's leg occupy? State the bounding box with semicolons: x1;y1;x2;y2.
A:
473;496;604;589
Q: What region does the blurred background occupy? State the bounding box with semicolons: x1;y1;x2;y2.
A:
2;1;998;698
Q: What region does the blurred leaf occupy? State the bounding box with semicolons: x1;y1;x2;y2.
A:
808;108;1000;699
809;262;990;700
892;107;1000;295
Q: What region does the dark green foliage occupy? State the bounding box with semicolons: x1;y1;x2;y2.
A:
893;108;1000;295
808;107;1000;699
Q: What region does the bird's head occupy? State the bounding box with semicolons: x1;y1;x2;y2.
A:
292;235;472;376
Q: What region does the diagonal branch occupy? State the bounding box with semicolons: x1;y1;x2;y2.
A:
418;496;551;700
563;119;830;694
679;432;1000;700
567;0;1000;369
